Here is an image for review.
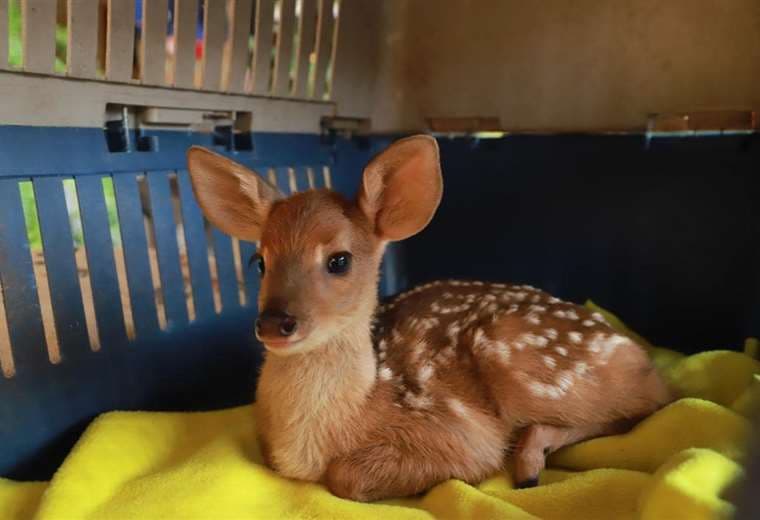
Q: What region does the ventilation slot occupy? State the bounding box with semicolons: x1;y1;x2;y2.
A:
169;172;196;322
18;181;60;364
205;221;223;314
102;177;136;340
7;0;22;69
0;276;14;378
322;165;332;188
323;0;339;99
137;174;168;330
269;0;283;93
287;167;298;193
63;178;100;351
267;168;278;188
231;237;247;306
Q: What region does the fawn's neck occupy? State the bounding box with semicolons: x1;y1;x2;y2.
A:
259;305;378;418
257;307;378;479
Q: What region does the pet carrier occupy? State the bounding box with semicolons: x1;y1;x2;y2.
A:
0;0;758;517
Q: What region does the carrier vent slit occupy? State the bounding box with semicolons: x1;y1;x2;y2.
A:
0;276;15;378
63;178;101;351
176;170;216;320
169;172;196;322
322;165;332;188
137;174;168;330
101;176;136;340
204;219;223;314
287;167;298;193
231;237;247;306
18;181;61;364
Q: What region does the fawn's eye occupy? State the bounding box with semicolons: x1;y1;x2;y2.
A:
326;252;352;275
249;254;265;276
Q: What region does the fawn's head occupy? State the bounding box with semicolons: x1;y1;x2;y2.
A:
187;136;442;355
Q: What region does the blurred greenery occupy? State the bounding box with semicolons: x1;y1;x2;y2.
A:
8;0;67;72
18;177;121;253
18;182;42;251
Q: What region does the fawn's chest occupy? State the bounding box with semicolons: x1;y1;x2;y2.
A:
256;348;376;481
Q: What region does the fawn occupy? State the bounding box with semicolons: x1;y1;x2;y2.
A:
187;135;673;502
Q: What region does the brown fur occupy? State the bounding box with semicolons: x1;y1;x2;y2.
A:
186;136;673;502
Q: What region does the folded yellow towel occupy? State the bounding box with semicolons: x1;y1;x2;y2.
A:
1;303;758;519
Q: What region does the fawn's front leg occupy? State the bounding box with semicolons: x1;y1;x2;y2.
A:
326;446;441;502
326;424;508;502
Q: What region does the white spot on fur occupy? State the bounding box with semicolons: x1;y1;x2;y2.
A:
565;310;579;321
531;305;547;313
462;313;479;327
553;310;567;319
543;356;557;369
447;322;461;339
379;367;393;381
514;292;528;301
418;363;434;385
472;329;511;364
443;291;454;298
378;351;387;361
548;297;560;304
519;333;549;348
582;320;595;327
592;312;606;323
420;317;440;330
447;398;468;417
531;294;541;303
574;361;589;376
568;331;583;344
473;281;484;286
506;304;519;314
379;339;388;352
410;338;429;363
557;371;574;391
554;346;568;356
527;381;564;400
526;314;541;325
544;328;558;340
405;392;433;410
598;334;629;361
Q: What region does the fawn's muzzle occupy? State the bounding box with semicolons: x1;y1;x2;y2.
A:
255;309;299;342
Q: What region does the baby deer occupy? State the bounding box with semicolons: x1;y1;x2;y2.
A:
187;136;672;502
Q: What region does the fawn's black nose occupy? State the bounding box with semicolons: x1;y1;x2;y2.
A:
256;309;299;340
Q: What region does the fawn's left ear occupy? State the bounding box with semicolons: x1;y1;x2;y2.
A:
187;146;282;242
357;135;443;241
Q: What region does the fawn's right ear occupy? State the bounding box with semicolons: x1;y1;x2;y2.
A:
187;146;281;242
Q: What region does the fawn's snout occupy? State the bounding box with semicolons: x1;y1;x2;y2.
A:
255;309;299;345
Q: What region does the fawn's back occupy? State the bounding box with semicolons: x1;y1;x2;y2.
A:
373;280;670;427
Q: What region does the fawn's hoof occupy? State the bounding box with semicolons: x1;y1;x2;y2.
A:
515;477;539;489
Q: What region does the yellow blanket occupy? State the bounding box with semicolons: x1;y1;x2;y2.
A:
1;303;758;520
